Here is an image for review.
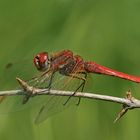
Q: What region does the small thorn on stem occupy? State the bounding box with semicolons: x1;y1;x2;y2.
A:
126;89;135;103
16;77;36;94
114;106;129;123
16;77;37;104
114;90;135;123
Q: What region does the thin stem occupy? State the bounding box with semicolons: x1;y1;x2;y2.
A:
0;87;140;108
0;77;139;122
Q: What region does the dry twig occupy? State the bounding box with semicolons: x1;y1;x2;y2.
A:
0;77;139;122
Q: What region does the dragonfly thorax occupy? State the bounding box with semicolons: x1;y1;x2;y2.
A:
34;52;51;71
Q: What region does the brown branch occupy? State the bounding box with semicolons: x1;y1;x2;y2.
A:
0;77;139;122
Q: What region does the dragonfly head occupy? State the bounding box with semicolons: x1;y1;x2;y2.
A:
34;52;51;71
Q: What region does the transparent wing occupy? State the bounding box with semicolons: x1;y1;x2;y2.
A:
34;95;77;124
0;57;86;124
33;59;88;124
34;74;81;124
0;67;80;117
0;58;46;113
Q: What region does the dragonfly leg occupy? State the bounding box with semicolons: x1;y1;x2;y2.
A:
25;76;38;83
41;72;55;93
63;73;87;106
23;72;55;104
76;73;87;105
46;72;55;89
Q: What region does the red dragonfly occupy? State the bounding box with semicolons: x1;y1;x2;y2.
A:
2;50;140;123
33;50;140;84
22;49;140;123
32;50;140;97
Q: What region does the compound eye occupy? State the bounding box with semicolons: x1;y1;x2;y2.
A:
34;55;41;69
34;52;50;71
39;52;48;64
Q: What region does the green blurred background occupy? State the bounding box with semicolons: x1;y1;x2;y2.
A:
0;0;140;140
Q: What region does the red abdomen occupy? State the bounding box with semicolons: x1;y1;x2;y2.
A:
84;61;140;83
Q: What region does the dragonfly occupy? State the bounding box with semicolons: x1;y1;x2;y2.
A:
1;50;140;124
23;49;140;123
33;50;140;86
